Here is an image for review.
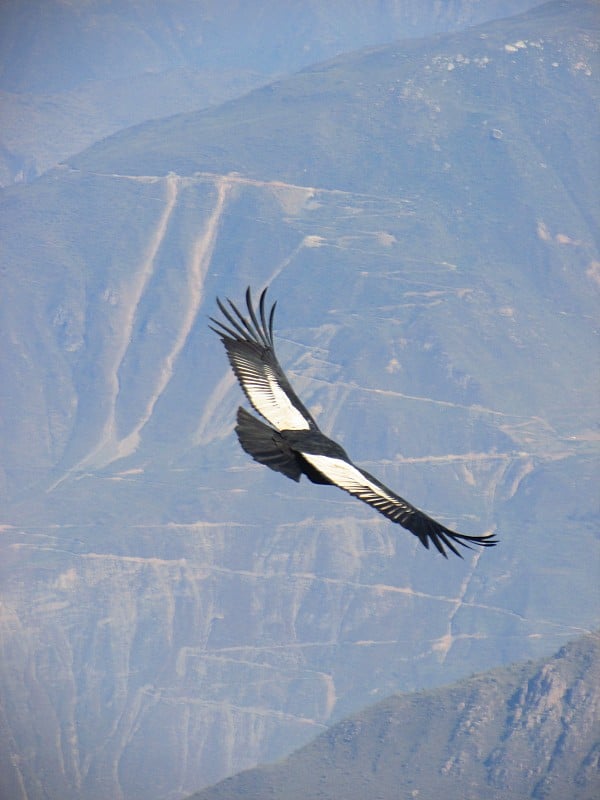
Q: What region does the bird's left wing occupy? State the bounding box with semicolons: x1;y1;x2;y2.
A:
210;287;317;432
301;452;497;558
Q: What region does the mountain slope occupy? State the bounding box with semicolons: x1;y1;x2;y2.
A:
0;3;598;799
189;632;600;800
0;0;540;185
70;0;599;202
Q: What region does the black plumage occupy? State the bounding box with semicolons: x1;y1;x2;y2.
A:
210;287;498;558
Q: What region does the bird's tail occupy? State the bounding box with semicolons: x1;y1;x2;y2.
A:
235;407;302;482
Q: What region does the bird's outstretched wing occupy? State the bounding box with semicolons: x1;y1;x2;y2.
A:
300;452;498;558
209;287;317;432
211;286;498;559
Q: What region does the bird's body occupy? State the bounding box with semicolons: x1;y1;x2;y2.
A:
210;287;497;558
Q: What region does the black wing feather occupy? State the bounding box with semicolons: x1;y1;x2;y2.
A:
349;465;497;558
210;287;318;431
235;406;303;482
298;451;498;558
211;286;499;559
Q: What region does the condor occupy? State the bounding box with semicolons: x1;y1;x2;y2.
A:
210;287;497;558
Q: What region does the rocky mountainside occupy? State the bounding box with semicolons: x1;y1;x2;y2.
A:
189;632;600;800
0;0;539;185
0;3;598;799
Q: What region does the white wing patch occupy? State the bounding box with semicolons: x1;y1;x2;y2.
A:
231;355;310;431
301;453;410;514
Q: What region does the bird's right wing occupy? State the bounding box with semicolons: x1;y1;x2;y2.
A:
301;452;498;558
210;287;317;432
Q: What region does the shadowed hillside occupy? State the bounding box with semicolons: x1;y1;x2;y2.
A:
189;632;600;800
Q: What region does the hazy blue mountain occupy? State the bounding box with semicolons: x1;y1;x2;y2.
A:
188;632;600;800
0;0;542;93
0;2;598;799
0;0;540;185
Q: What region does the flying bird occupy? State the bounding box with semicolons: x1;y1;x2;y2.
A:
210;287;497;558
